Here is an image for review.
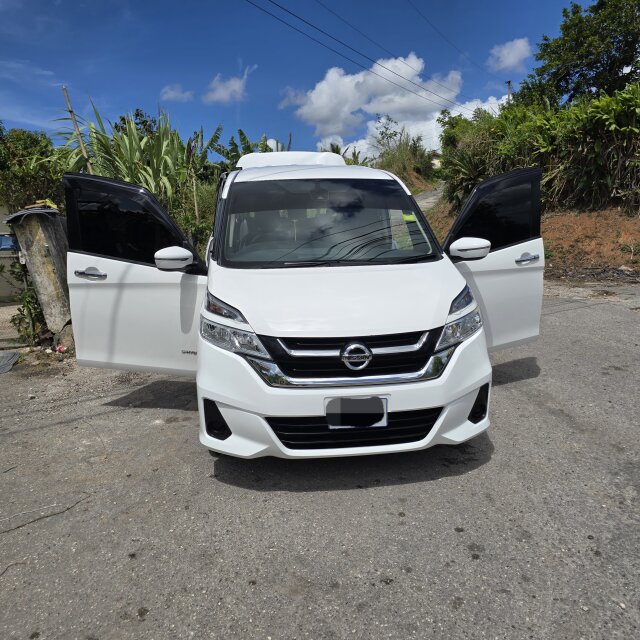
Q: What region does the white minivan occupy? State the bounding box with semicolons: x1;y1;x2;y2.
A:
63;151;543;458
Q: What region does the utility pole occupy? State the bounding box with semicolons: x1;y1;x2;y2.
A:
506;80;512;104
62;85;93;175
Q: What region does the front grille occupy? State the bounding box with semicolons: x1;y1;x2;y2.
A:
280;331;425;350
259;329;443;379
266;407;442;449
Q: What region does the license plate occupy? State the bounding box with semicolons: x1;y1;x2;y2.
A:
325;397;388;429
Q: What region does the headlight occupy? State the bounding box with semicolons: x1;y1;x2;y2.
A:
435;307;483;352
435;285;483;351
206;291;247;323
200;317;271;359
449;285;474;315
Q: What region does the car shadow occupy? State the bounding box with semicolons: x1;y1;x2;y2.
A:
105;379;494;491
492;357;540;387
106;380;198;411
210;433;494;492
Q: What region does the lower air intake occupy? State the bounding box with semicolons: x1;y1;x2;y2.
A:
266;407;442;450
203;399;232;440
468;383;490;424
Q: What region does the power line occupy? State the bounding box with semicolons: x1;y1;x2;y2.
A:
312;0;480;105
312;0;423;75
242;0;454;113
261;0;476;114
406;0;502;81
406;0;502;115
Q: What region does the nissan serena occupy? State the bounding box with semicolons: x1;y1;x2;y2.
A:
63;151;543;458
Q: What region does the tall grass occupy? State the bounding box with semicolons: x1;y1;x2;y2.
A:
375;130;438;192
56;106;278;251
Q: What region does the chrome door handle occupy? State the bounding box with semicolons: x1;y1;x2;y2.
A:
74;268;107;281
515;253;539;265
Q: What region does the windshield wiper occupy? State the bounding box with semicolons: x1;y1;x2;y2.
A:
393;255;432;263
281;260;341;267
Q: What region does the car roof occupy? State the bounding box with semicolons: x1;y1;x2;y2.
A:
231;164;410;194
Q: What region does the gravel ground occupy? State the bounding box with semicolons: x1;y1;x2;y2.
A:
0;304;23;350
0;281;638;640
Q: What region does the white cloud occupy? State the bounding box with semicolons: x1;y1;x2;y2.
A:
278;86;306;109
202;65;257;104
159;83;193;102
0;59;55;84
318;94;506;158
286;53;464;139
486;38;532;72
282;52;505;155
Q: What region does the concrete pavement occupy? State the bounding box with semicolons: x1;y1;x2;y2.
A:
0;282;638;639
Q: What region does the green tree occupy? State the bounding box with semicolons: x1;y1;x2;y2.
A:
372;114;400;154
319;141;371;166
210;129;274;171
0;122;64;212
113;108;158;137
521;0;640;103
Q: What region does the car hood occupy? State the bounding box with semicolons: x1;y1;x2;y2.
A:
207;258;465;337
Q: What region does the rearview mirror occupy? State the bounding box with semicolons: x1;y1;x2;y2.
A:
154;246;194;271
448;237;491;261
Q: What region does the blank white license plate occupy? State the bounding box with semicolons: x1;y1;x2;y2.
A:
325;397;388;429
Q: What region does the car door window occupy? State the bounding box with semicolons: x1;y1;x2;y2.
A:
446;168;541;252
65;175;192;267
73;188;178;264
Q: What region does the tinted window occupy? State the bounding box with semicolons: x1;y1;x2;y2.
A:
222;179;437;268
71;187;180;265
451;171;540;252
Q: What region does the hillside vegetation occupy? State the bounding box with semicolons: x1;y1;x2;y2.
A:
438;83;640;213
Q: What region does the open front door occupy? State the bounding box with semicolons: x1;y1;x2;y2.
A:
444;168;544;352
64;174;208;375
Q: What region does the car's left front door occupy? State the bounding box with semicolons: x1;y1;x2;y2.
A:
64;173;207;376
443;168;544;351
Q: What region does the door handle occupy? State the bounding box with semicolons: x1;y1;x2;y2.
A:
74;267;107;281
515;253;539;265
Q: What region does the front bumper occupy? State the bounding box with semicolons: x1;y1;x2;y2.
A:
196;329;492;459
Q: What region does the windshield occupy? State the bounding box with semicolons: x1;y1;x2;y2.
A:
220;178;438;268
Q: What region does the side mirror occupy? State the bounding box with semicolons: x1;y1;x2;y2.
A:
154;246;194;271
448;237;491;261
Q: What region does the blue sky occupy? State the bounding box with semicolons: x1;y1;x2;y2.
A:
0;0;575;154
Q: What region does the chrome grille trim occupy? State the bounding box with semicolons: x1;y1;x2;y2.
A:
245;347;455;388
277;331;429;358
370;331;429;354
276;341;340;358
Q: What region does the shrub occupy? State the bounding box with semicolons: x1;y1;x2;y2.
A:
439;83;640;213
